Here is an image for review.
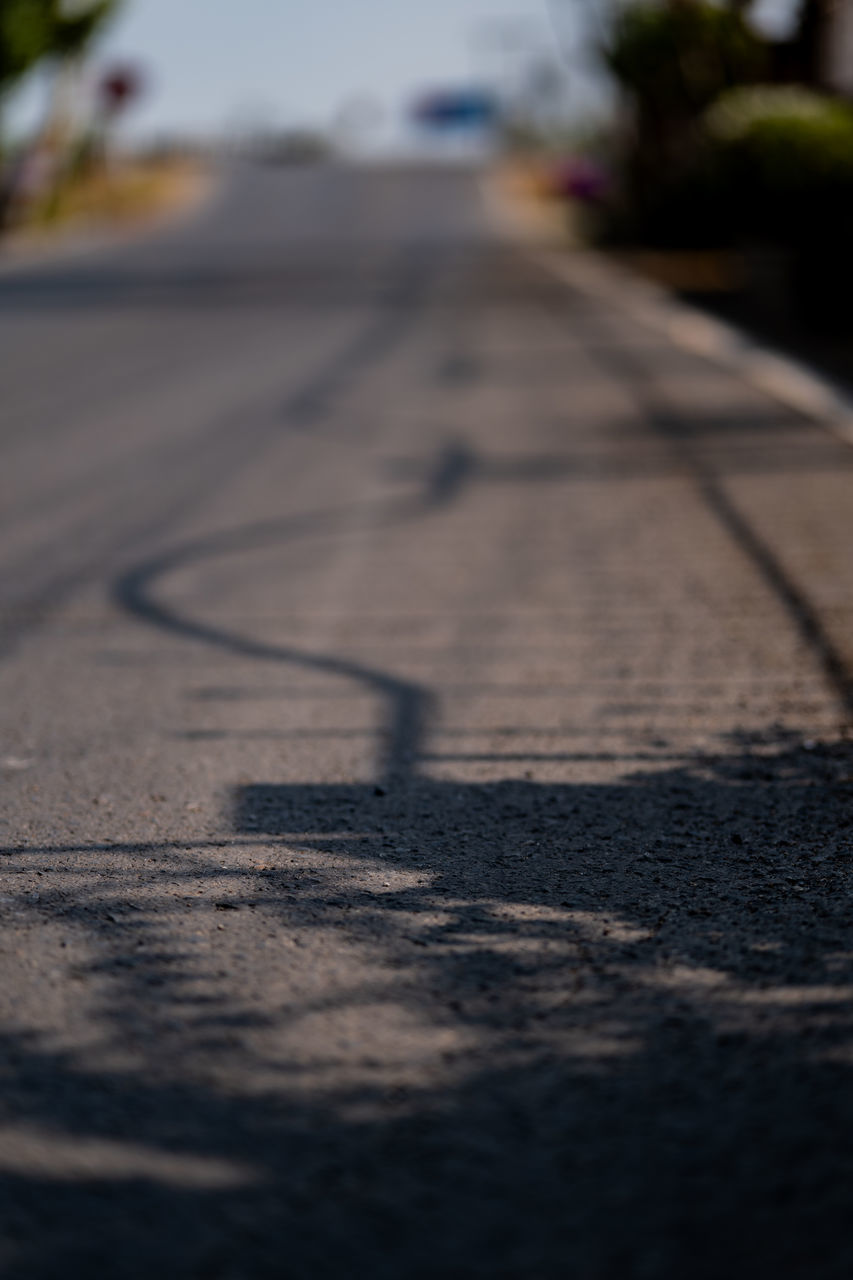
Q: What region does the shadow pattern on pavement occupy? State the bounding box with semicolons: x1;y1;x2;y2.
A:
1;740;853;1279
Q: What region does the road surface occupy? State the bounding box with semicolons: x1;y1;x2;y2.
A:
2;163;853;1278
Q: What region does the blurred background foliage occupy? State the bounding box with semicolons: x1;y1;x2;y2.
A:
0;0;118;110
545;0;853;330
0;2;167;235
604;1;766;122
706;84;853;236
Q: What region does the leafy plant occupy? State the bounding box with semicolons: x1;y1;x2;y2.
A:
706;86;853;237
707;85;853;190
0;0;52;97
705;84;853;328
0;0;119;114
49;0;118;61
604;1;766;121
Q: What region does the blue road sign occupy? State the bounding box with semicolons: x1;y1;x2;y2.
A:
412;89;499;131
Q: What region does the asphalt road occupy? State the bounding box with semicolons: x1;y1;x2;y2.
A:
2;163;853;1279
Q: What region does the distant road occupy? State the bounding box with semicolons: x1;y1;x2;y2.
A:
2;162;853;1279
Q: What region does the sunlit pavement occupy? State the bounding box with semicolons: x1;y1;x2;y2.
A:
1;163;852;1279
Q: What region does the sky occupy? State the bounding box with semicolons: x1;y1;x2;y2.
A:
10;0;802;146
62;0;572;142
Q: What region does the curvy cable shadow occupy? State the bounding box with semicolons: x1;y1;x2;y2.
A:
112;496;432;788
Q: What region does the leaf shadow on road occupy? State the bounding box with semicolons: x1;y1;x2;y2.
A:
1;738;853;1280
6;460;853;1277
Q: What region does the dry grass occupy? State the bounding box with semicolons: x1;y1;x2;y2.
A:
487;159;579;247
13;157;210;246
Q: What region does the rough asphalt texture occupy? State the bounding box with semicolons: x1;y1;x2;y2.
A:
1;165;852;1279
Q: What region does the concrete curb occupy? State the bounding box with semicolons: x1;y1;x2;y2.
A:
479;171;853;449
532;247;853;449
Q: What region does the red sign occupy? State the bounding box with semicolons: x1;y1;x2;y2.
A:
99;65;144;115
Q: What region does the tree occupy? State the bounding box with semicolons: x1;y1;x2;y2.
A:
41;0;121;149
0;1;120;226
48;0;118;62
0;1;119;127
0;0;52;101
595;1;768;245
791;0;835;87
604;1;765;123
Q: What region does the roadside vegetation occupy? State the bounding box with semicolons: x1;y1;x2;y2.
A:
537;0;853;333
12;149;205;246
0;1;199;245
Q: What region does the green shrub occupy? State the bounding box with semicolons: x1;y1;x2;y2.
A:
706;86;853;215
599;2;766;249
707;86;853;327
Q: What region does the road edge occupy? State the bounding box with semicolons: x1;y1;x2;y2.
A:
479;171;853;450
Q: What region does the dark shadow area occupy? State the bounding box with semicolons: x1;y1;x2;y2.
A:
0;242;465;314
2;740;853;1278
680;284;853;404
0;238;581;316
383;434;853;486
